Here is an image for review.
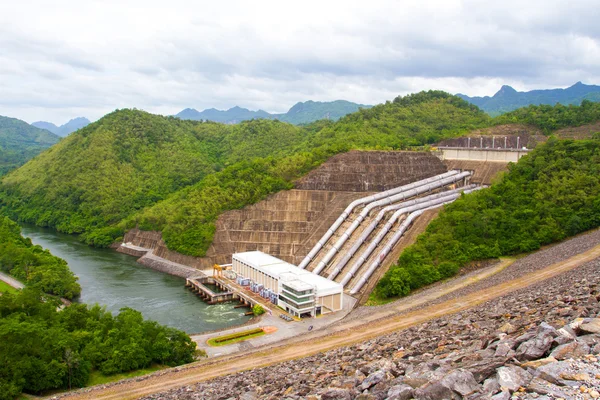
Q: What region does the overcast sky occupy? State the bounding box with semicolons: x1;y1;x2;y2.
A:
1;0;599;124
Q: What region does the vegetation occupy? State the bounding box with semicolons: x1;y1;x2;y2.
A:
1;91;492;256
206;327;265;347
0;280;18;295
495;99;600;133
375;138;600;299
252;304;266;316
0;116;60;176
0;289;196;399
85;365;167;387
3;91;600;261
459;81;600;116
0;216;80;299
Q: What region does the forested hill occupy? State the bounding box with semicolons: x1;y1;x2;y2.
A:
175;100;371;124
0;92;488;251
0;116;61;176
458;82;600;116
3;91;600;259
32;117;91;137
376;137;600;300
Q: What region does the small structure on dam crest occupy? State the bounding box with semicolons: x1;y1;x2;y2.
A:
232;251;343;318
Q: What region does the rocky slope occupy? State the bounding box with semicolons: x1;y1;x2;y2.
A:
138;231;600;400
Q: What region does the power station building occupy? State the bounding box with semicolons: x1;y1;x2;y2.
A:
231;251;343;317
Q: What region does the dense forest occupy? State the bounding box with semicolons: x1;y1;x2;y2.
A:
0;289;196;399
0;116;60;176
0;91;491;254
494;99;600;133
2;92;600;258
0;216;80;299
375;137;600;299
0;216;196;399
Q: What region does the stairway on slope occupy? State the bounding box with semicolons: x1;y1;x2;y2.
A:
199;189;364;268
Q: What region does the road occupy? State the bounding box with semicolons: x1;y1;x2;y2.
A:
0;271;25;289
59;244;600;400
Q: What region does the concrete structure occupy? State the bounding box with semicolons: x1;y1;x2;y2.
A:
232;251;343;317
437;147;530;163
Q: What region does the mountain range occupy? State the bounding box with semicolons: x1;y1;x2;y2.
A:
458;82;600;116
176;100;371;124
32;117;91;137
0;115;61;175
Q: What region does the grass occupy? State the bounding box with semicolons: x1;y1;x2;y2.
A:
207;328;266;347
86;365;167;387
0;280;19;294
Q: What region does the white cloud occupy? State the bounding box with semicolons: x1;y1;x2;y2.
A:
0;0;598;123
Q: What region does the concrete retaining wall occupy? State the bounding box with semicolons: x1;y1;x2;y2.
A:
438;148;530;163
137;254;204;279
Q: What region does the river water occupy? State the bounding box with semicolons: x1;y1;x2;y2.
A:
21;225;251;334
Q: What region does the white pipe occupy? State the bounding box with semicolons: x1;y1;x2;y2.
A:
349;187;483;294
311;171;472;275
296;170;461;269
329;185;476;281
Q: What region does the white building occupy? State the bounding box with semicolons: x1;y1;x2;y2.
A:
232;251;343;317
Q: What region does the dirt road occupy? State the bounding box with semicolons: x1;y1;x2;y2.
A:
59;244;600;400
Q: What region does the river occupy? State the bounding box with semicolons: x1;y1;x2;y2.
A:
21;224;251;334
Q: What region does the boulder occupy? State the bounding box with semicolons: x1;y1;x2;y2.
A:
490;390;511;400
516;332;553;361
440;369;480;396
580;318;600;334
413;381;461;400
526;377;569;397
496;365;532;392
361;370;386;390
482;377;500;396
462;358;508;382
520;356;557;368
549;341;590;360
320;388;353;400
494;342;513;358
386;384;414;400
535;360;572;385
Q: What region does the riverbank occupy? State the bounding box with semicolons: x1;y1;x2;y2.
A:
21;224;252;334
117;243;206;279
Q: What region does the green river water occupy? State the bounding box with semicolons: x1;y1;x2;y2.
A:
21;224;251;334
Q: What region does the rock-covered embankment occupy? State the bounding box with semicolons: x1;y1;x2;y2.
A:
146;257;600;400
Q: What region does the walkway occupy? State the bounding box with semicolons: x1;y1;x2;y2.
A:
191;290;357;357
0;271;24;289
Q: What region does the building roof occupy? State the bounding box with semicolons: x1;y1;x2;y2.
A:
233;251;343;296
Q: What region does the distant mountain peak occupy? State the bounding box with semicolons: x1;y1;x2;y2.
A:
459;82;600;116
176;100;372;125
497;85;517;95
32;117;90;137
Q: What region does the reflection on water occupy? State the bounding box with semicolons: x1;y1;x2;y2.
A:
21;225;250;334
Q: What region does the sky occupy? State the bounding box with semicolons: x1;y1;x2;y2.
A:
1;0;599;124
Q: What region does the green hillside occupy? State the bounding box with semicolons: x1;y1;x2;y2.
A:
4;91;600;261
0;216;80;299
0;92;489;251
129;91;491;255
0;116;61;176
375;137;600;300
